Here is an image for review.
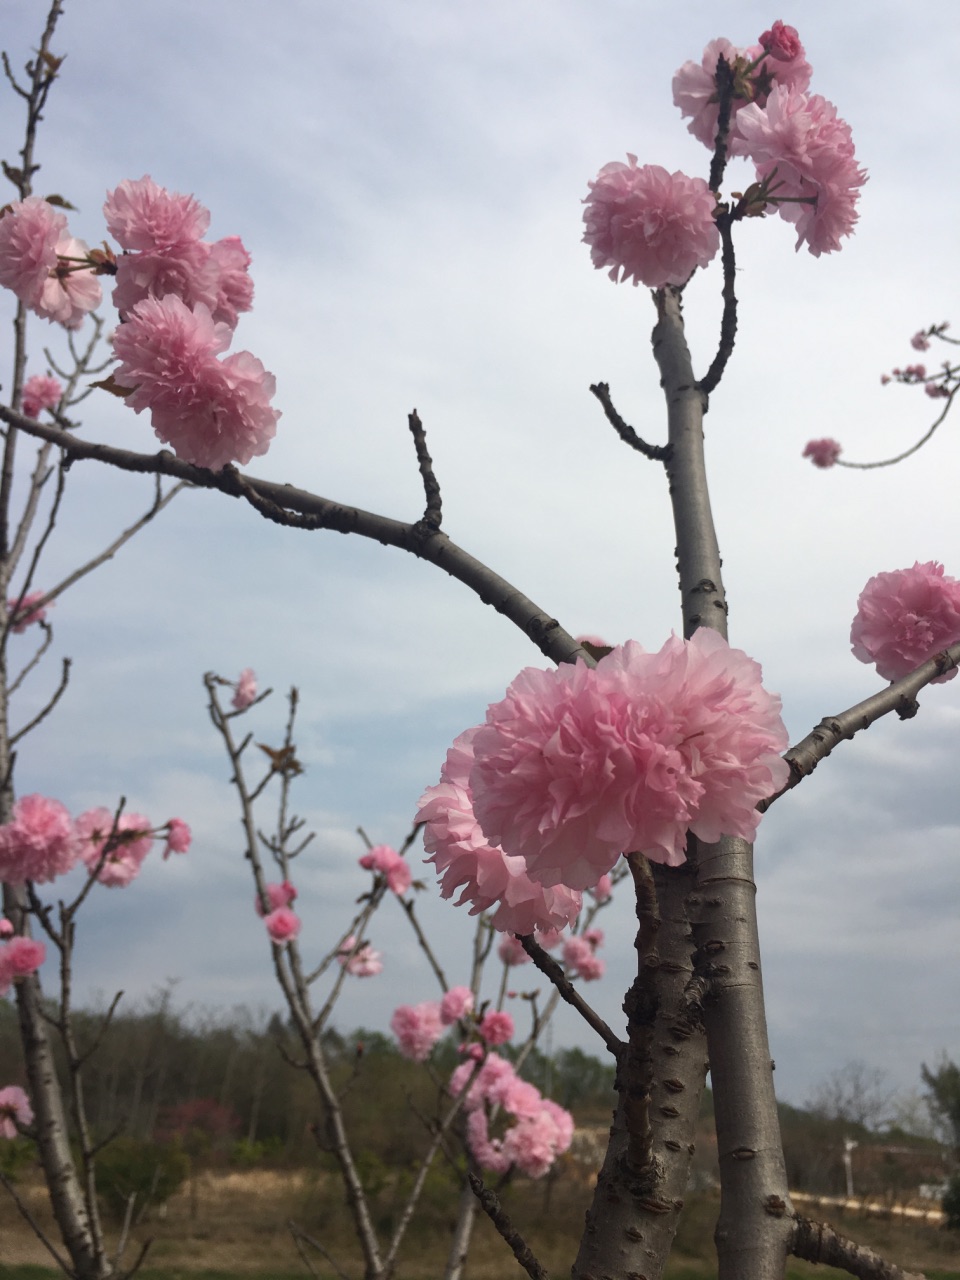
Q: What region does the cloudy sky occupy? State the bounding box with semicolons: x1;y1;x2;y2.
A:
1;0;958;1115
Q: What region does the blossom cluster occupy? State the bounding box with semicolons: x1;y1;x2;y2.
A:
0;1085;32;1138
389;987;515;1062
448;1053;574;1179
879;325;955;400
0;179;280;471
0;934;46;997
358;843;412;896
418;629;788;927
0;794;190;888
6;589;53;633
583;23;866;288
337;934;384;977
850;561;960;684
0;197;101;327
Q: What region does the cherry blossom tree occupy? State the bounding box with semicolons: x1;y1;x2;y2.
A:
0;7;957;1280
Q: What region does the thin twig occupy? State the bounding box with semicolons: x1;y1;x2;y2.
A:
0;1168;73;1276
697;210;738;396
589;382;670;461
10;654;70;745
467;1172;550;1280
836;386;956;469
758;639;960;812
288;1221;352;1280
408;408;443;532
519;934;624;1057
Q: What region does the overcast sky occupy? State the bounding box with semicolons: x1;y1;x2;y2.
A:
1;0;958;1115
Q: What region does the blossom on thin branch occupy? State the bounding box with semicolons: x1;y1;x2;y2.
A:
582;158;720;289
359;843;412;895
0;794;79;884
337;934;383;977
264;905;301;945
468;628;789;886
21;374;63;419
7;590;52;632
803;438;841;468
0;1086;33;1138
390;1001;444;1062
850;561;960;684
0;197;101;327
0;936;46;996
76;808;153;888
111;295;279;471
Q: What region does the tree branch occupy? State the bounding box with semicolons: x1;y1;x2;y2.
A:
467;1172;550;1280
791;1216;926;1280
0;406;585;666
589;382;670;461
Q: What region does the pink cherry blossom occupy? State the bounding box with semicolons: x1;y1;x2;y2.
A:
497;934;531;966
732;84;867;256
470;629;789;883
105;178;253;327
583;159;720;289
0;197;65;309
358;844;412;896
0;920;12;939
111;296;279;471
910;331;931;352
502;1105;573;1178
76;809;153;888
232;668;258;710
759;20;802;61
0;794;79;885
21;374;63;419
337;935;383;977
255;880;297;916
40;235;102;329
440;986;474;1025
562;934;605;982
0;1085;32;1138
589;874;613;903
803;438;842;468
7;590;52;633
3;936;45;977
850;561;960;684
416;728;582;934
104;176;210;252
673;34;811;151
390;1001;444;1062
534;926;564;950
163;817;192;858
478;1010;514;1046
264;906;301;945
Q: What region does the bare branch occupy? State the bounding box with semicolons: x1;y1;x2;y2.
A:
408;408;443;531
467;1172;550;1280
837;386;956;469
519;933;624;1057
791;1216;926;1280
10;654;70;745
759;639;960;812
288;1221;352;1280
589;382;670;461
0;407;587;666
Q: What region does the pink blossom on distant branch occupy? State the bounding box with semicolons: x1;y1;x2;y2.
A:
803;438;841;468
163;818;192;858
111;295;279;471
470;629;789;882
0;794;79;885
3;936;45;977
0;920;12;939
583;158;719;289
76;809;153;888
440;985;474;1025
588;873;613;904
255;880;297;916
562;934;605;982
497;934;531;966
910;331;931;352
337;935;383;977
21;375;63;419
7;590;52;633
264;906;301;945
0;1085;33;1138
850;561;960;684
390;1001;443;1062
358;844;412;895
232;668;258;710
478;1010;514;1046
417;728;583;934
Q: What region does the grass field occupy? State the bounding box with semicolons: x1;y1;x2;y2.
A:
1;1168;957;1278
